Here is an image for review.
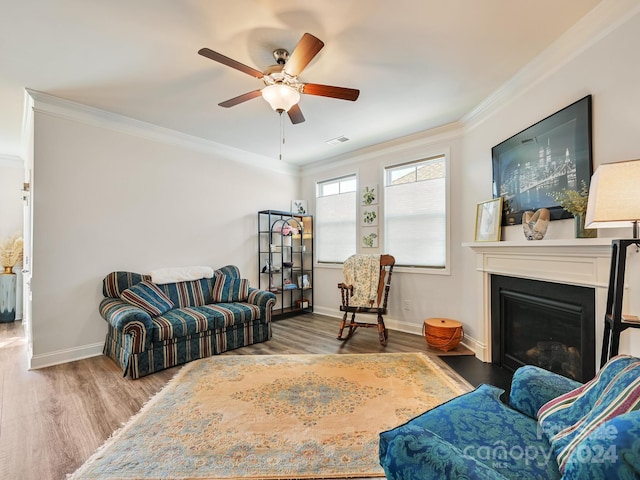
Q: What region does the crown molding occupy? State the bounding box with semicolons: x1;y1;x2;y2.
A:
302;121;463;176
463;0;640;132
26;89;299;176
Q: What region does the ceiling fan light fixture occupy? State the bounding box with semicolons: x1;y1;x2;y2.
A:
261;84;300;113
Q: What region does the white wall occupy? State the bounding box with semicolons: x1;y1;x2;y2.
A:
0;157;24;320
30;98;299;367
302;3;640;357
0;157;23;240
460;5;640;356
301;126;467;339
27;2;640;367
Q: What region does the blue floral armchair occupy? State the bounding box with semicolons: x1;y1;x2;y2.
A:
379;355;640;479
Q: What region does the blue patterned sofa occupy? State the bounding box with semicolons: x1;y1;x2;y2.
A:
100;265;276;379
380;355;640;479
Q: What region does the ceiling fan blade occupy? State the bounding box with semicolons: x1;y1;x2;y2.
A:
218;90;262;108
283;33;324;77
302;83;360;101
198;48;264;79
287;104;305;124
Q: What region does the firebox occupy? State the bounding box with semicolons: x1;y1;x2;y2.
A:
491;275;595;382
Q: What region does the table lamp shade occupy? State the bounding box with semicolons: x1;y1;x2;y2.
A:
585;159;640;237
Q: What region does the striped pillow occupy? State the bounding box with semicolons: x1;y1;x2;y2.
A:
538;355;640;473
212;274;249;303
120;280;175;316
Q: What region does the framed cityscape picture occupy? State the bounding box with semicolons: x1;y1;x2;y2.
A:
492;95;592;226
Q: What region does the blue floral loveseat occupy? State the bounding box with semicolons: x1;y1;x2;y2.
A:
100;265;276;379
380;355;640;479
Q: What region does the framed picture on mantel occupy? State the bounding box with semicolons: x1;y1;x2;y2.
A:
475;197;503;242
491;95;593;226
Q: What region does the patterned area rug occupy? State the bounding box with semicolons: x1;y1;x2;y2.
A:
70;353;471;479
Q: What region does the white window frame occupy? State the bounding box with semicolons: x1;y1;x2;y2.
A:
382;148;450;275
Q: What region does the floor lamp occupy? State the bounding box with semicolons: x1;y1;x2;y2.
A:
585;159;640;366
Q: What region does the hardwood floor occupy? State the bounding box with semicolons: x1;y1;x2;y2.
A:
0;314;511;480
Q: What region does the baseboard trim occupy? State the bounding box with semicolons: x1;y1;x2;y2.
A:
312;306;480;358
29;342;104;370
26;314;485;369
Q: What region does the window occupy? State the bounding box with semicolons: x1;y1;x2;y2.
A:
316;175;357;263
384;154;447;268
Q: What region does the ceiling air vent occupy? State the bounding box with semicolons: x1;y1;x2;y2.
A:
326;135;349;146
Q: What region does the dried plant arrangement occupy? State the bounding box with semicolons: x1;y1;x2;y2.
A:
0;233;24;268
549;180;590;216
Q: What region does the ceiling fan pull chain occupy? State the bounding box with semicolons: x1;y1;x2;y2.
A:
279;111;285;161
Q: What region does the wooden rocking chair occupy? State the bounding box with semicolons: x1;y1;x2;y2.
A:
337;254;395;346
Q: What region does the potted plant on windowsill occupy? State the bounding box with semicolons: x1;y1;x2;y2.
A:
549;181;596;238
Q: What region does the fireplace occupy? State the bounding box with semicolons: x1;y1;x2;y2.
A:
491;275;595;382
466;239;613;378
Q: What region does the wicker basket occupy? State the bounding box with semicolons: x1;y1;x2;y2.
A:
423;318;463;352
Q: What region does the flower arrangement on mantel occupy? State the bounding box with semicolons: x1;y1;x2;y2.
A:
0;234;24;272
548;180;589;216
548;180;596;238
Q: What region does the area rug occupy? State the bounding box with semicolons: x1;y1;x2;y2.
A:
70;353;471;480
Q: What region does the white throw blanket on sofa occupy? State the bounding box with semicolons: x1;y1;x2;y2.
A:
150;266;214;284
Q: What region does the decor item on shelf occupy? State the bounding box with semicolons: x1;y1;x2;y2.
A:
474;197;503;242
297;274;310;288
274;221;299;247
583;159;640;365
278;224;299;236
0;234;23;323
522;208;550;240
492;95;592;226
549;180;596;238
291;200;307;214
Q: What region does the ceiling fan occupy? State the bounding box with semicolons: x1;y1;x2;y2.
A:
198;33;360;124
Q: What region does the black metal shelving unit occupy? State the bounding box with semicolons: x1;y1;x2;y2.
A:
258;210;313;319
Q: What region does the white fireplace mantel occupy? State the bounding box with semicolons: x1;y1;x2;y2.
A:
464;238;615;365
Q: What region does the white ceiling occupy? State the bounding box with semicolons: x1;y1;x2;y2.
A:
0;0;602;165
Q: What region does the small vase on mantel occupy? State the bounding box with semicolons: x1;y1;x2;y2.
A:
574;214;597;238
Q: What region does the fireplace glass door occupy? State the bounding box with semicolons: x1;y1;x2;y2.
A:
491;275;595;382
